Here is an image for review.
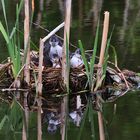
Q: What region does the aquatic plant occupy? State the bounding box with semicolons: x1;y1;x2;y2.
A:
0;0;23;78
1;1;139;140
77;19;100;140
0;99;23;139
77;12;113;140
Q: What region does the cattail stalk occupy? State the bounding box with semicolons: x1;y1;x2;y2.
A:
96;11;110;140
61;0;72;140
37;39;44;140
22;0;30;139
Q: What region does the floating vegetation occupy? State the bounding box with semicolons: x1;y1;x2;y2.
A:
1;33;140;139
0;47;140;125
0;0;140;140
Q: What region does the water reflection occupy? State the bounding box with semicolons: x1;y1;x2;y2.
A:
0;0;140;140
32;1;140;139
35;0;44;28
117;0;140;70
104;92;140;140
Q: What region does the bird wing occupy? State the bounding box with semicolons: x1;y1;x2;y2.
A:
44;42;51;56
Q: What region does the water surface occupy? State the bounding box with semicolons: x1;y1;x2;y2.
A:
0;0;140;140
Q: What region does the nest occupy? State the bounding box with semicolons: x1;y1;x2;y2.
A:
30;50;90;95
0;51;140;112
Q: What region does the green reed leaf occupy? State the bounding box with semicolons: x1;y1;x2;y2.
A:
78;40;90;83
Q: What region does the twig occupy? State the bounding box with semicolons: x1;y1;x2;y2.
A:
9;64;25;88
23;0;30;139
37;39;44;140
95;11;110;140
32;0;35;12
76;95;81;126
1;88;29;92
42;22;65;42
32;22;77;48
85;50;117;66
61;0;72;140
115;66;129;89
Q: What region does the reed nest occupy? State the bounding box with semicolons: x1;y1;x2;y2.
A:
29;50;140;99
0;55;140;127
0;57;140;114
0;51;140;111
0;52;140;112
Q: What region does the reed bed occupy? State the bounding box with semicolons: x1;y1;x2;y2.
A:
0;47;140;140
0;51;140;140
0;58;139;102
0;1;140;140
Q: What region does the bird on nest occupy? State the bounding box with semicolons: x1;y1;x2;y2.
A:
70;48;84;68
43;35;84;68
43;35;62;67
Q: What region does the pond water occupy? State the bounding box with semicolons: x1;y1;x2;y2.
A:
0;0;140;140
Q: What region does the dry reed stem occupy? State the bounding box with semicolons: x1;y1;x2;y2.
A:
32;0;35;12
99;11;109;66
96;11;110;140
61;0;72;140
116;66;129;89
23;0;30;140
9;64;25;88
13;77;21;100
1;88;29;92
37;39;44;140
32;22;77;48
113;49;129;88
42;22;65;42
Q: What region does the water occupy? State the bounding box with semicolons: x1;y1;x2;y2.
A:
0;0;140;139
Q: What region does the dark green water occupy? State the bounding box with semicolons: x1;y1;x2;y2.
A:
0;0;140;140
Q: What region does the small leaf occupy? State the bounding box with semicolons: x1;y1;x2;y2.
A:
78;40;90;83
90;20;100;88
77;100;89;140
0;22;9;44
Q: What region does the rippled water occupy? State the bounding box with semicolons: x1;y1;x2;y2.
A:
0;0;140;140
